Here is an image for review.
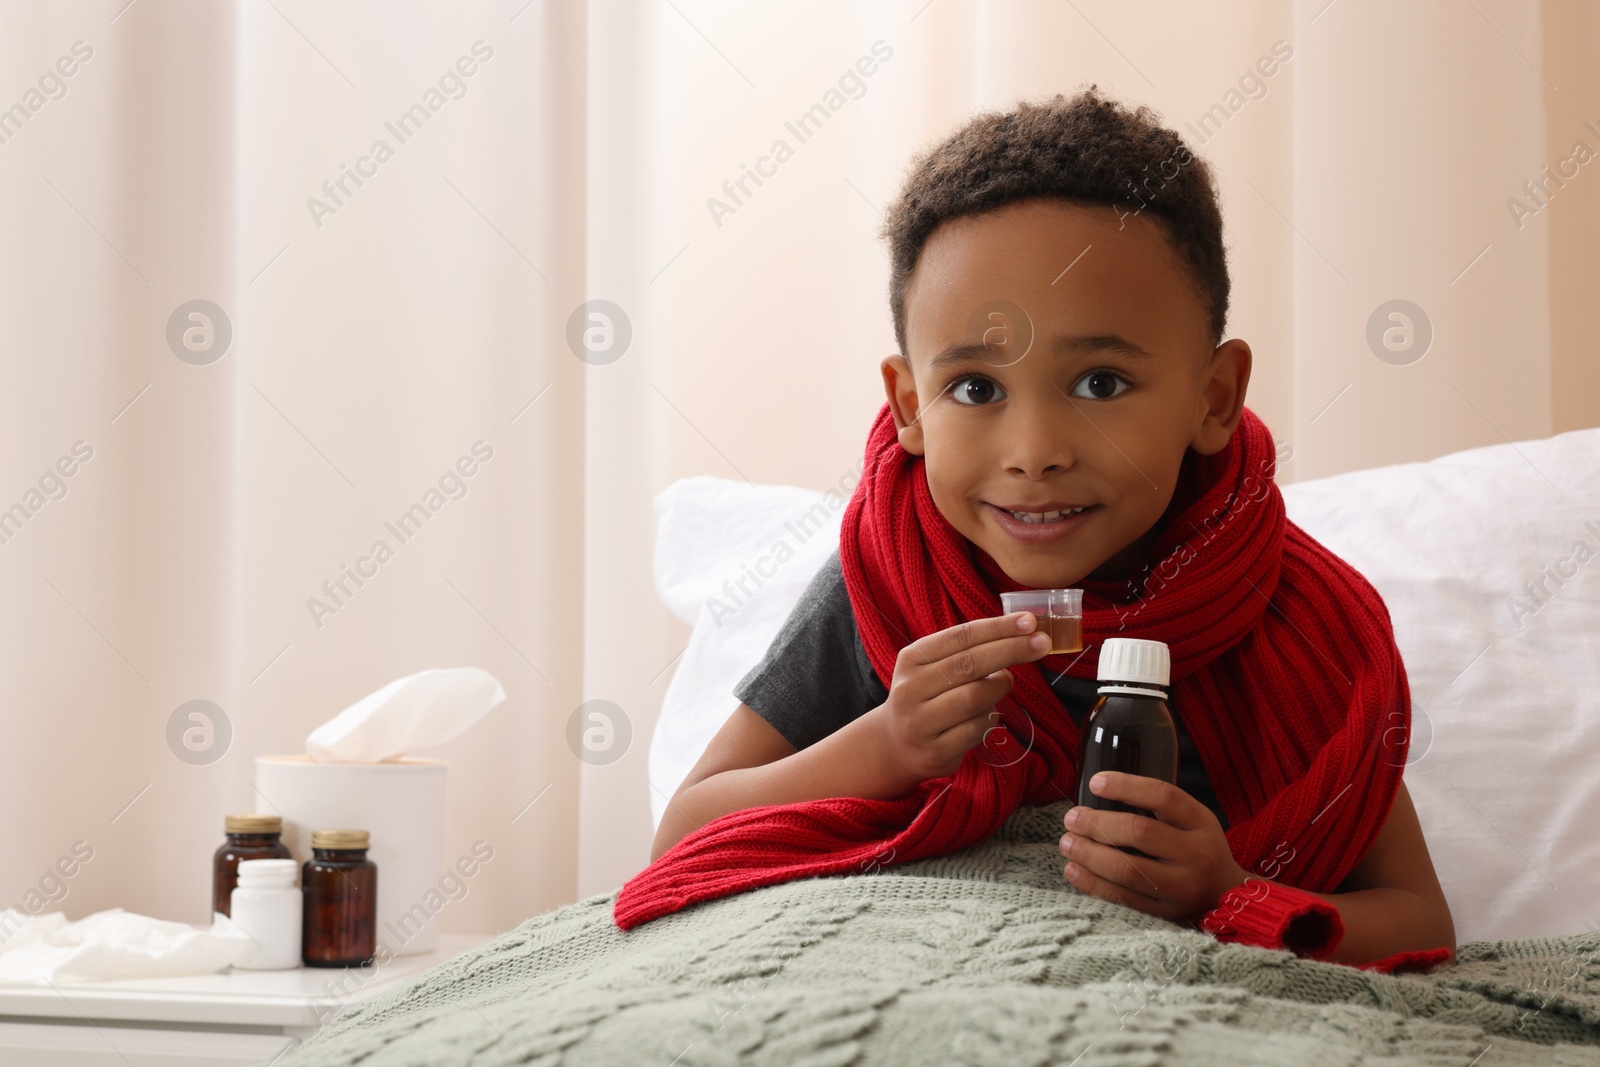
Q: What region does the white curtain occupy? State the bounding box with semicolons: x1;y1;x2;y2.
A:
0;0;1589;936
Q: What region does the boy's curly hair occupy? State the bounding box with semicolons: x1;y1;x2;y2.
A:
880;86;1229;356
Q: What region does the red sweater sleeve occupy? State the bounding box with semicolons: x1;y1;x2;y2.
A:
1199;879;1454;973
1200;878;1345;960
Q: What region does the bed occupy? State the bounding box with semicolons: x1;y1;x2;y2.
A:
280;426;1600;1066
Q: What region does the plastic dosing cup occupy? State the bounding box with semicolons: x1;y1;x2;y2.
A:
999;588;1084;654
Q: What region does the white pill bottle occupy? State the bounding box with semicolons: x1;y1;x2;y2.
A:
230;858;303;970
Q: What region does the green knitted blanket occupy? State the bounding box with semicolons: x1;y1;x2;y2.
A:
281;801;1600;1066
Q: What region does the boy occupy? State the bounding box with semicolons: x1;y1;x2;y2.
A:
625;88;1454;967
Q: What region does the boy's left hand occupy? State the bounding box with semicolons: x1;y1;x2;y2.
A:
1059;771;1249;924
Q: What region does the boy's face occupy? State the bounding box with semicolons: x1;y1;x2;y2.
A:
883;197;1251;590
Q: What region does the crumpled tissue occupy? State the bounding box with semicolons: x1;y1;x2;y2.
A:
306;666;506;762
0;908;256;984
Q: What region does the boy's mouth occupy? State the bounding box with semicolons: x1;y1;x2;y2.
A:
985;501;1100;543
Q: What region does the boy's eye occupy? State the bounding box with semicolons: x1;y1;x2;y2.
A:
1069;370;1131;400
947;375;1006;406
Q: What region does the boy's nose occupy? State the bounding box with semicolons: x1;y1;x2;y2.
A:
1000;403;1076;477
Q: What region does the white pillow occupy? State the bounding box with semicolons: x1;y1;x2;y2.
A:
1277;427;1600;943
648;430;1600;943
648;476;846;824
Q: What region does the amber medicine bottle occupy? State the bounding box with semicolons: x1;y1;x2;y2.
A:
302;829;378;967
212;814;293;918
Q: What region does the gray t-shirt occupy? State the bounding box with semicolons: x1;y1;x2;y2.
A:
733;548;1228;830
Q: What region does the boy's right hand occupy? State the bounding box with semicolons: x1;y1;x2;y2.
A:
869;611;1052;789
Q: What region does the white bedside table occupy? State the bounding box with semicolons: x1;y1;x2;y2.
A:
0;932;492;1066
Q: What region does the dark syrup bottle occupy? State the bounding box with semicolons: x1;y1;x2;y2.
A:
1075;639;1178;855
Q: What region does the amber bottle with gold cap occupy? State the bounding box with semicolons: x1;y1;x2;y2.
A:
212;814;293;918
302;829;377;967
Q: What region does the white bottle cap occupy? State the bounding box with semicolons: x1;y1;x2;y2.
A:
236;858;298;888
1096;638;1170;687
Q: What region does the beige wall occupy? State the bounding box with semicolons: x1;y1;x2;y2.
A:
1544;0;1600;434
0;1;587;935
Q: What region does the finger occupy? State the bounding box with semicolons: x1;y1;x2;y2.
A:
921;630;1056;703
935;707;1008;756
1083;771;1210;831
1060;829;1169;897
1064;804;1182;861
898;630;1049;707
901;613;1046;683
1062;855;1175;919
905;611;1036;665
925;672;1015;741
907;672;1012;743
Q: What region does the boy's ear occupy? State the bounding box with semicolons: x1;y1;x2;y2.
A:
881;353;926;455
1190;338;1252;457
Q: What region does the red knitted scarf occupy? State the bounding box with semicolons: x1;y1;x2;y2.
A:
615;403;1408;932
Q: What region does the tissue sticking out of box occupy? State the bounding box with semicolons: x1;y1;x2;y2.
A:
306;667;506;762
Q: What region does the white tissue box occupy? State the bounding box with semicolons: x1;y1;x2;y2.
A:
253;756;447;957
